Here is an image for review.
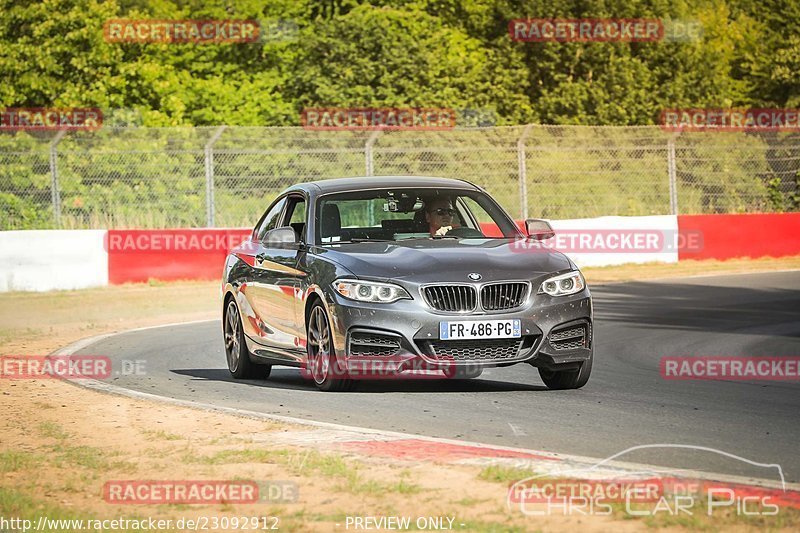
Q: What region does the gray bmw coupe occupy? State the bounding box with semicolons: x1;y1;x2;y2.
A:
222;176;592;391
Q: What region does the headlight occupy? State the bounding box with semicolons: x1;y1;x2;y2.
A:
538;271;585;297
333;279;411;303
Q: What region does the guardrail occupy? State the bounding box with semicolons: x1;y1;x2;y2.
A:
2;214;798;292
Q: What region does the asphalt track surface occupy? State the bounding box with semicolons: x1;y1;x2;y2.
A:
75;271;800;482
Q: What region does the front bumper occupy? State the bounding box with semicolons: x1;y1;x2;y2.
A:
324;288;593;377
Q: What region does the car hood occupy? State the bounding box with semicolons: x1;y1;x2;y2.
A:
312;239;573;284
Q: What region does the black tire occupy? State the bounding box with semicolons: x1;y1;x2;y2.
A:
224;299;271;380
306;301;353;392
539;355;592;390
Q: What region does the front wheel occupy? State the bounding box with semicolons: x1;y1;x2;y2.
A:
224;299;271;380
306;302;353;392
538;355;592;390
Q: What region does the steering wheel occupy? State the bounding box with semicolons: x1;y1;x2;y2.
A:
444;226;484;238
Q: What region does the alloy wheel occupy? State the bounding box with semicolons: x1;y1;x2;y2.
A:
224;300;241;373
307;305;332;385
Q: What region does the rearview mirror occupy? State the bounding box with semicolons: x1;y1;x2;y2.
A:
525;219;555;240
263;226;297;245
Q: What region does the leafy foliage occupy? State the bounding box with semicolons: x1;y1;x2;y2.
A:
1;0;797;124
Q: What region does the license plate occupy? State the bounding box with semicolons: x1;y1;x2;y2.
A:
439;319;521;340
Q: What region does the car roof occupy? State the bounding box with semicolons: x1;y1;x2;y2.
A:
282;176;481;196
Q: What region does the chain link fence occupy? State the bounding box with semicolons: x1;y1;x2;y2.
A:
1;126;798;230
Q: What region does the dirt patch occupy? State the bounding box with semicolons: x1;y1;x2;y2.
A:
0;281;219;354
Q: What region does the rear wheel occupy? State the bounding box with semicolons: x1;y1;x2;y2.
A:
306;302;353;392
539;356;592;390
224;299;271;379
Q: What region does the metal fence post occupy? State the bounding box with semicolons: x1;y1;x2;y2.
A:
365;130;381;176
667;135;678;215
364;130;382;224
205;126;226;227
517;125;533;220
49;130;67;228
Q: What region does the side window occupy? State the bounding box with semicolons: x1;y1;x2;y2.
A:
287;198;305;225
460;195;503;237
256;197;287;241
285;196;306;242
459;196;493;226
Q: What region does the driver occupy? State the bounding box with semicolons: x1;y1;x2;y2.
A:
425;197;458;236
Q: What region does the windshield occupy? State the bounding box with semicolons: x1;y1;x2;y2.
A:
316;187;521;244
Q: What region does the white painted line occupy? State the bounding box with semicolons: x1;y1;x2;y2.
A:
508;423;526;437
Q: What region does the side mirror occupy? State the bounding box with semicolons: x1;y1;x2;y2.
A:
263;226;297;245
525;219;555;240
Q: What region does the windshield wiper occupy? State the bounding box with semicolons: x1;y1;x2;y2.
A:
395;235;460;241
322;238;393;244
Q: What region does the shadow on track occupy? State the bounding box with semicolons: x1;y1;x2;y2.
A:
170;368;548;393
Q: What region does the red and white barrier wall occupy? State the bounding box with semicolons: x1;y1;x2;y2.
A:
105;229;251;285
549;215;680;267
0;230;109;292
676;213;800;261
0;214;798;292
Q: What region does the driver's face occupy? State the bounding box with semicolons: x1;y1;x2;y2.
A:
426;199;455;231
